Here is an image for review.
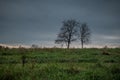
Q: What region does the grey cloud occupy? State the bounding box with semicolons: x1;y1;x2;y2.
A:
0;0;120;47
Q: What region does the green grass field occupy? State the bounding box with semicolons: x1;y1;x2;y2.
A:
0;48;120;80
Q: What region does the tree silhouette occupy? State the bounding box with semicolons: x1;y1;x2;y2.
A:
78;23;91;48
55;19;79;49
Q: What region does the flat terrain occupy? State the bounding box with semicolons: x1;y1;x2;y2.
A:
0;48;120;80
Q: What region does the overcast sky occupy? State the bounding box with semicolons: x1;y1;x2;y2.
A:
0;0;120;48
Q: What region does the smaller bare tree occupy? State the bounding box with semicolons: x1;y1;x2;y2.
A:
78;23;91;48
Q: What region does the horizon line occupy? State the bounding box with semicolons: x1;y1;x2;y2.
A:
0;43;119;49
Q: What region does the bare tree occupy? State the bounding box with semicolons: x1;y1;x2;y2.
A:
55;19;79;49
78;23;91;48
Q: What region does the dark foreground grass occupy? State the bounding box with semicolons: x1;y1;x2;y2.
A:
0;48;120;80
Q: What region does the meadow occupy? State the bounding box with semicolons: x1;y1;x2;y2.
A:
0;47;120;80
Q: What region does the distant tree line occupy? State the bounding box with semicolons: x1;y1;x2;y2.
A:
55;19;91;49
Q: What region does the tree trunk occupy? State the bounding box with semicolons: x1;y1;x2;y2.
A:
81;40;83;49
67;42;70;49
67;41;70;49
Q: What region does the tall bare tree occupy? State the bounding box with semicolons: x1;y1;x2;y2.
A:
55;19;79;49
78;23;91;48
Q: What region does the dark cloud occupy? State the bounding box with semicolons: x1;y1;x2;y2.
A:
0;0;120;47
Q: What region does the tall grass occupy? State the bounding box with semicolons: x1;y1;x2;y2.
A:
0;48;120;80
